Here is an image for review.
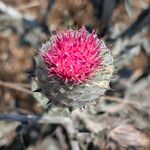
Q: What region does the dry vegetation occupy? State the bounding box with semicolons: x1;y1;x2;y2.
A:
0;0;150;149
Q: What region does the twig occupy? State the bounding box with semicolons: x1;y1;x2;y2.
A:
13;83;31;89
0;80;32;95
102;95;141;105
0;114;38;123
40;0;55;24
102;96;125;103
8;108;34;115
17;124;26;150
18;1;40;10
102;96;142;113
0;114;75;135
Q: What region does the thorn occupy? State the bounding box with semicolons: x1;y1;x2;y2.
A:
33;88;42;92
68;106;73;112
26;70;36;77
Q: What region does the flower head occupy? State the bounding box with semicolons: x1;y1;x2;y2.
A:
34;26;113;108
42;27;103;84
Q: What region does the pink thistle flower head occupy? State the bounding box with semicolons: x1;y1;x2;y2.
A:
33;26;113;108
42;27;103;84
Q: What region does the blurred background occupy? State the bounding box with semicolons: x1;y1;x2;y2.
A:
0;0;150;149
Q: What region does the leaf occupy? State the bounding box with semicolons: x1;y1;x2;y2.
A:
31;79;49;108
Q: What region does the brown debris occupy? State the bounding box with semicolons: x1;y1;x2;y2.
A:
107;124;150;150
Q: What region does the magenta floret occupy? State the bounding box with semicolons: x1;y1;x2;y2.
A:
42;27;102;84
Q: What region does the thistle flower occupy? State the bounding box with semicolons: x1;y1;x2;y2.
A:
32;26;113;109
42;27;102;84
